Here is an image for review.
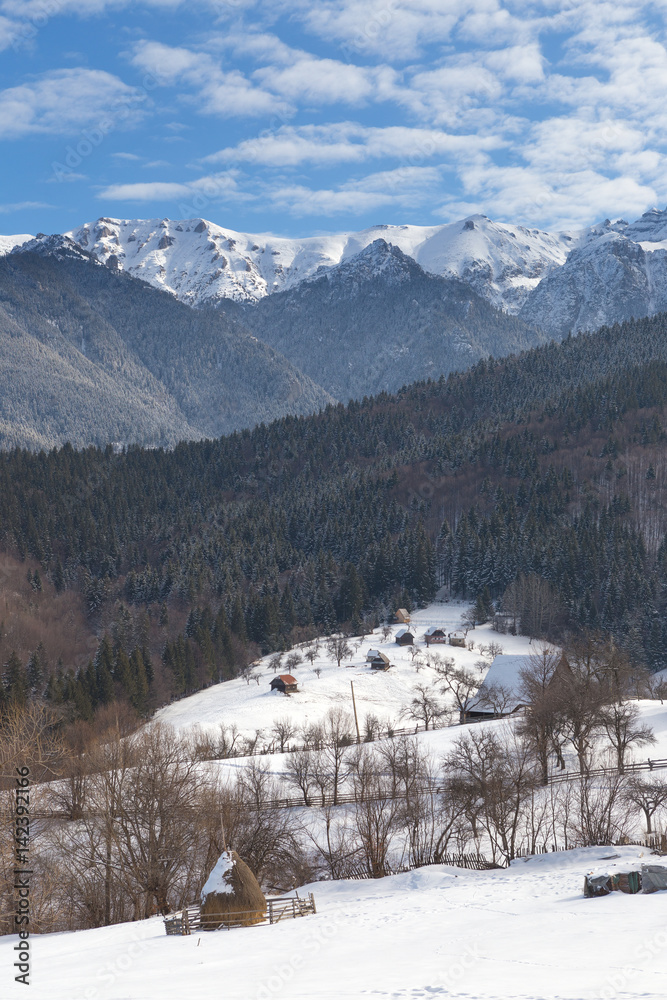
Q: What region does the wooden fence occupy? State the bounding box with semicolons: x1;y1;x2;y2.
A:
164;893;316;935
547;757;667;784
341;852;502;880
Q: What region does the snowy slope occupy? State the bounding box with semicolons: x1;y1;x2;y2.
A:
5;845;667;1000
64;215;573;311
0;233;32;255
155;602;534;741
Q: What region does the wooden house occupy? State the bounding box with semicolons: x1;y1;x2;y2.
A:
270;674;298;694
394;608;411;624
395;628;414;646
448;630;467;647
461;654;532;723
366;650;391;670
424;626;447;645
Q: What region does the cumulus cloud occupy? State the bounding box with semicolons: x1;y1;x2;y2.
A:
0;68;146;139
130;39;288;117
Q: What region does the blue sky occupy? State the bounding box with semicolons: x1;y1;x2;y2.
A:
2;0;667;237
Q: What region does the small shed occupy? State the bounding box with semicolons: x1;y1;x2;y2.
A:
424;626;447;645
395;628;414;646
448;630;466;647
395;608;411;624
270;674;298;694
367;649;391;670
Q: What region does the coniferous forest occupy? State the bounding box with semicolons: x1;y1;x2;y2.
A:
5;309;667;719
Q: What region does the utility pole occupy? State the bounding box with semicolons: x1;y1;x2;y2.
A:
350;680;361;744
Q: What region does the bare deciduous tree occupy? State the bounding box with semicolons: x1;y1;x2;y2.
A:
326;635;353;668
272;716;298;753
623;776;667;835
403;683;445;731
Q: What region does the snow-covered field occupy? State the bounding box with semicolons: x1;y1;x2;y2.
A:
156;602;534;743
11;603;667;1000
4;846;667;1000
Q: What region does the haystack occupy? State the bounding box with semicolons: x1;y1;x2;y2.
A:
200;850;266;929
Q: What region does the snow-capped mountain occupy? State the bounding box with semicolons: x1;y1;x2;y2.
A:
520;229;667;337
8;207;667;340
228;238;545;400
62;214;574;312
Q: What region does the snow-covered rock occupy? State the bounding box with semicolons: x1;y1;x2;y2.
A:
10;233;97;264
63;214;573;312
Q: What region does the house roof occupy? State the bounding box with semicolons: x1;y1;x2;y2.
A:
471;654;533;711
395;628;413;638
449;630;466;638
273;674;297;685
367;650;389;662
424;626;445;635
396;608;410;616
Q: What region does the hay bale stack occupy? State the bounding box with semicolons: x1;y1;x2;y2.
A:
200;850;266;929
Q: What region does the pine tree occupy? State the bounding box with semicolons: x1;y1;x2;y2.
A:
5;651;29;707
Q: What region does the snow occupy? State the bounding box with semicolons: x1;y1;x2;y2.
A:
0;233;32;255
61;214;574;312
5;845;667;999
201;851;235;899
154;602;535;742
472;653;533;707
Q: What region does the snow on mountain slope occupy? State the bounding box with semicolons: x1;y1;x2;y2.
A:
4;846;667;1000
154;603;533;741
520;223;667;337
0;233;32;255
64;215;573;312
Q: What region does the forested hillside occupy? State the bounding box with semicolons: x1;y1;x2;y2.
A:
0;241;332;449
4;310;667;720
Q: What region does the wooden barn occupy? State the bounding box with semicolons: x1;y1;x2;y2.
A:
394;608;411;624
424;626;447;645
270;674;298;694
448;630;467;647
366;649;391;670
395;628;414;646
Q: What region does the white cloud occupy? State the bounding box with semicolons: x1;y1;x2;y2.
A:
130;39;288;118
441;160;658;231
0;13;21;50
99;181;193;201
112;151;141;160
99;171;241;202
269;165;443;215
296;0;466;61
254;57;376;105
0;68;145;139
0;200;54;213
204;122;502;167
